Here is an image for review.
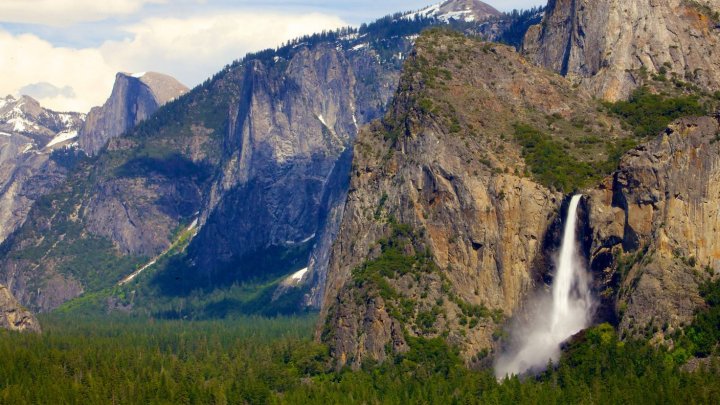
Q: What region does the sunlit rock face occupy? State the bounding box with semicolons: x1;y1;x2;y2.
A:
317;30;638;369
586;116;720;341
524;0;720;101
0;284;40;333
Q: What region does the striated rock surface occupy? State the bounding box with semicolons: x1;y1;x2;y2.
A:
586;115;720;339
523;0;720;100
318;30;633;368
79;72;188;155
0;283;40;333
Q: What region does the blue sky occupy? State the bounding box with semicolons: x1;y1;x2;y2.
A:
0;0;546;112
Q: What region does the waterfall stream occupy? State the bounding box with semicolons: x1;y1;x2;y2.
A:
495;195;593;378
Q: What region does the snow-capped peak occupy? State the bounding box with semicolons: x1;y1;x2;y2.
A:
403;0;501;23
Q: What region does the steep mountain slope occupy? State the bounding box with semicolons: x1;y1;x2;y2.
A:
0;95;84;244
318;29;636;367
0;283;40;333
587;115;720;340
523;0;720;101
79;72;188;155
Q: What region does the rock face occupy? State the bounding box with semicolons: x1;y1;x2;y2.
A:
586;116;720;339
0;283;40;333
523;0;720;100
187;42;400;300
318;30;633;368
79;72;188;155
0;95;84;244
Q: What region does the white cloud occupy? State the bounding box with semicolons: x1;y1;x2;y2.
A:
100;12;348;88
0;0;167;26
0;11;347;113
0;30;117;112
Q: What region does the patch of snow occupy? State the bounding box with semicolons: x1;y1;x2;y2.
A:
438;9;474;22
9;117;30;132
46;130;78;148
402;3;441;21
132;72;147;78
290;267;308;281
340;33;359;41
285;233;316;245
353;113;358;129
58;113;75;126
0;131;11;137
318;114;328;127
351;43;368;51
22;143;34;154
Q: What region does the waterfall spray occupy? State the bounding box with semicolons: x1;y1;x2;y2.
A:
494;195;593;379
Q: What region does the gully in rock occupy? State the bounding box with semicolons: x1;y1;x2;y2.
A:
495;195;594;378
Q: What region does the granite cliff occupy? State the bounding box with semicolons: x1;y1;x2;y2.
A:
586;115;720;341
0;283;40;333
523;0;720;101
79;72;188;155
318;29;638;367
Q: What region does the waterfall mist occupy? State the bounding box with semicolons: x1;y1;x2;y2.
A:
494;195;594;379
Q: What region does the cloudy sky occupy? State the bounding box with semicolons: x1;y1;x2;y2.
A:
0;0;546;113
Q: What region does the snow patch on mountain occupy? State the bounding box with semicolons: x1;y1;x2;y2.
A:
46;129;78;148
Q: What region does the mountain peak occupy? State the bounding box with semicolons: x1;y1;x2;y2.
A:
405;0;501;23
79;71;189;155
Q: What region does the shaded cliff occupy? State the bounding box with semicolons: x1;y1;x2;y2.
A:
318;29;635;368
523;0;720;100
79;72;188;155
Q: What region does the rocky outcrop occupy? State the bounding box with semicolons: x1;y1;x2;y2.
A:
318;30;633;368
0;283;40;333
586;115;720;339
0;95;84;244
79;72;188;155
523;0;720;100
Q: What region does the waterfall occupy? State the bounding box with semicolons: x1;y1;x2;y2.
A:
494;195;593;379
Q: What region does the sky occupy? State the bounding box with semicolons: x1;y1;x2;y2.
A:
0;0;546;113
